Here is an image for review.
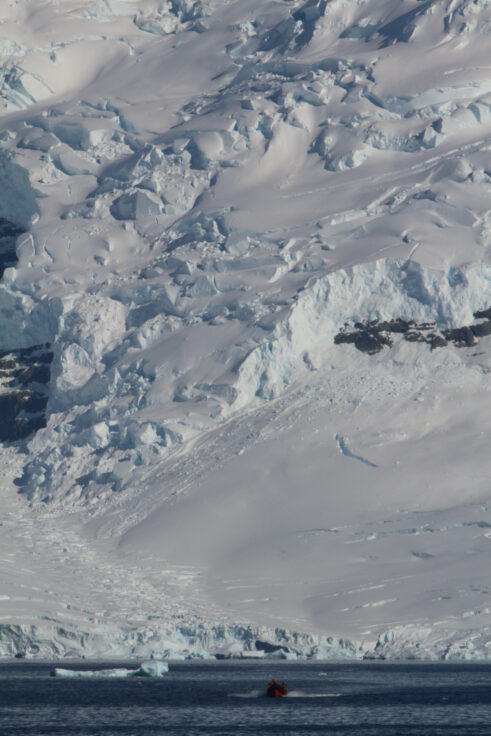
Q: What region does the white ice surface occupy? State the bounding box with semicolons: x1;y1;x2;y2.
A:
1;0;491;660
53;660;168;677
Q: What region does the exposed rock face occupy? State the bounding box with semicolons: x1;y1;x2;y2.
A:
0;218;24;278
335;310;491;354
0;211;53;443
0;344;52;442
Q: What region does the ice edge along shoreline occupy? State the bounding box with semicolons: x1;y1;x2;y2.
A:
2;620;491;662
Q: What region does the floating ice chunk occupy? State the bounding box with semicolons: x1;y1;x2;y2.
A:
138;660;169;677
53;661;169;678
53;667;135;678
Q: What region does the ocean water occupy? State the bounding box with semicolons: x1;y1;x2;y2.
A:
1;660;491;735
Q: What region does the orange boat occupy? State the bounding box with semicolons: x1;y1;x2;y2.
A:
266;680;288;698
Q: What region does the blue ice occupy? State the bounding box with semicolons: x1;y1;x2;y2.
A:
334;434;377;468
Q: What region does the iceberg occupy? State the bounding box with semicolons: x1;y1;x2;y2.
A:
53;661;169;678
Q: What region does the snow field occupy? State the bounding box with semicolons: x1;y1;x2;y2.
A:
0;0;491;659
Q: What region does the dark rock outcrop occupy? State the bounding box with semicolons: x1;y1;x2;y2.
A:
0;217;24;278
335;309;491;355
0;344;53;442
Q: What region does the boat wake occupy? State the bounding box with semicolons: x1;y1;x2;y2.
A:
229;690;341;699
287;691;341;698
229;689;263;699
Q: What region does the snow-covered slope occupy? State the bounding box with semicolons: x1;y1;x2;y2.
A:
1;0;491;660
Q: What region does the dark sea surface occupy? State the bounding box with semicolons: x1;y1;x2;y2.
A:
1;660;491;735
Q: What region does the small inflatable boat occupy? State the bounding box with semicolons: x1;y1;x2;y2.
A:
266;680;288;698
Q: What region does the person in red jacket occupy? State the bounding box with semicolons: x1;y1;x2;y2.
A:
266;679;287;697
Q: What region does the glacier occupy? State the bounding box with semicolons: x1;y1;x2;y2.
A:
1;0;491;661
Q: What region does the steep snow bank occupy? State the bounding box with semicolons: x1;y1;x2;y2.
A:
236;259;491;403
8;256;490;507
